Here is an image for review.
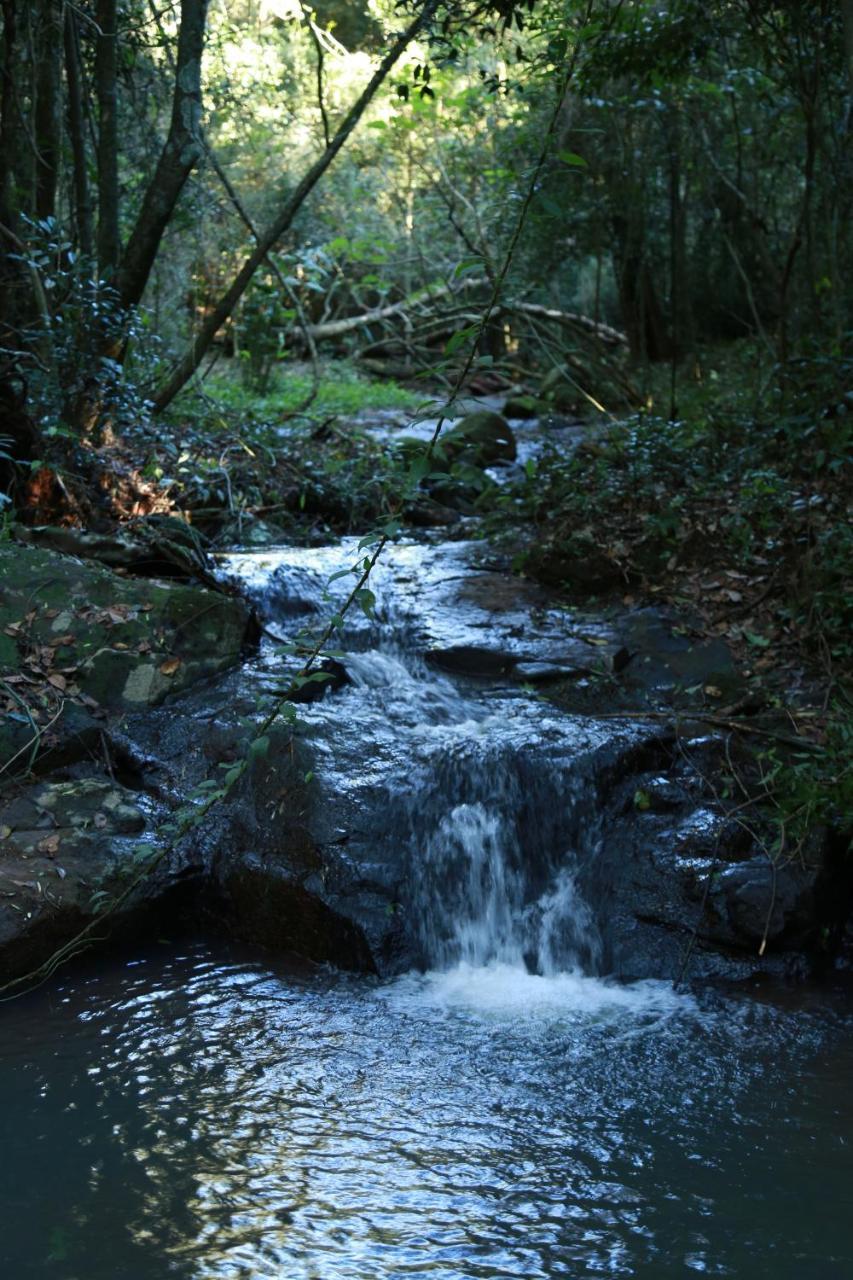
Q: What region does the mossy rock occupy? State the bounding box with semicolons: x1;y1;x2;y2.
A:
0;544;255;711
441;411;517;465
539;365;583;414
503;394;544;419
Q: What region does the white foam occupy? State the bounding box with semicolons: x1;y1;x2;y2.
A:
381;962;688;1022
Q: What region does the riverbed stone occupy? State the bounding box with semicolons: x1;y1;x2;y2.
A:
503;394;543;419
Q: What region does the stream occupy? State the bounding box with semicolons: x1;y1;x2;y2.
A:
2;536;852;1278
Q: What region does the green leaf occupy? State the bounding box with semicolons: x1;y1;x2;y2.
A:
453;257;483;278
556;150;588;167
445;324;479;356
356;588;376;618
633;788;651;811
248;735;270;759
406;455;430;487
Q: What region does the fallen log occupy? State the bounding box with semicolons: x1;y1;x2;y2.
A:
301;278;486;340
494;301;627;348
298;285;627;351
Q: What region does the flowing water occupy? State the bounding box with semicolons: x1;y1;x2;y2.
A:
2;539;852;1278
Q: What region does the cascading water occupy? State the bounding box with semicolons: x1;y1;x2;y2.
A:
409;755;604;978
224;538;614;986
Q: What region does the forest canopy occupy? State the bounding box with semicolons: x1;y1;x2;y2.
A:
1;0;850;420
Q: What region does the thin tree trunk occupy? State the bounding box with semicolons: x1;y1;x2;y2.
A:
33;0;62;221
0;0;19;231
843;0;853;128
64;6;93;258
95;0;120;277
117;0;210;310
152;0;441;413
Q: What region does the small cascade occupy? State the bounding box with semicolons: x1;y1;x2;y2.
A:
408;747;604;977
221;538;612;982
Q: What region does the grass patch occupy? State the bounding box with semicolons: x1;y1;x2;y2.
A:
185;360;422;423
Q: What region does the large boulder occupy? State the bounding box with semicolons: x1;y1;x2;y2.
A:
0;543;256;715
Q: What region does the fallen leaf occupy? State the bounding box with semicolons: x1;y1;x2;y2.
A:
159;657;181;676
704;685;723;698
37;834;60;856
47;673;67;691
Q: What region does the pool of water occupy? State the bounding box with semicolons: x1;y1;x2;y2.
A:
2;942;851;1279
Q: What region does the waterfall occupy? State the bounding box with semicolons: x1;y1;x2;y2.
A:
408;746;604;976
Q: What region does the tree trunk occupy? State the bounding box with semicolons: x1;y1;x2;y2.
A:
64;7;93;259
95;0;120;278
843;0;853;126
611;211;672;363
152;0;441;413
0;0;19;231
116;0;210;310
33;0;62;221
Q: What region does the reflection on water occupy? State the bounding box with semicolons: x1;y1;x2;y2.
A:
1;943;851;1280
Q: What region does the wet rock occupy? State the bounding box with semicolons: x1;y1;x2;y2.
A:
631;775;690;813
404;500;462;528
705;857;817;949
0;777;161;972
425;646;516;678
619;609;738;695
0;534;844;992
218;864;376;972
512;661;584;684
15;517;213;584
